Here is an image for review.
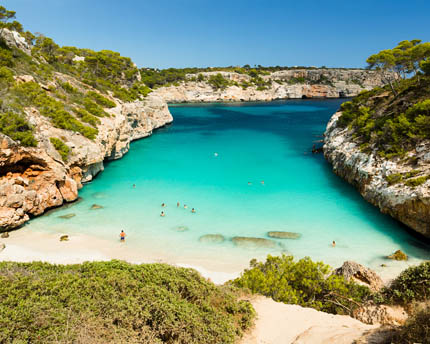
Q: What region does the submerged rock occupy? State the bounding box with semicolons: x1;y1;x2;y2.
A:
60;235;69;242
58;213;76;219
267;231;301;239
232;236;276;248
387;250;408;261
174;226;189;232
199;234;225;243
90;204;103;210
334;261;384;292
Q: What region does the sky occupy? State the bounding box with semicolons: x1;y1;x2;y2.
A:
3;0;430;69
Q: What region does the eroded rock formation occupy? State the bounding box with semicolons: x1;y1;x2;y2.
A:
153;69;386;103
324;112;430;239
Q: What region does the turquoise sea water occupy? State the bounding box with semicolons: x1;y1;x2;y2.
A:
27;100;430;276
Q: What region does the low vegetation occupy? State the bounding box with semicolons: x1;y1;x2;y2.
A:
337;39;430;158
0;111;37;146
391;307;430;344
232;254;370;315
0;260;255;344
49;137;70;162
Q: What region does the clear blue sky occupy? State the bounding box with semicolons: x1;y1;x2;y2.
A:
3;0;430;69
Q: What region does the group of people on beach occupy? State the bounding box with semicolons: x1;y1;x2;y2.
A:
160;202;196;217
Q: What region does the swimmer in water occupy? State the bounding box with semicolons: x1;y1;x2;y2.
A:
177;202;180;207
132;184;136;188
184;204;187;209
261;180;265;185
160;211;165;217
332;240;336;247
161;203;166;207
191;208;196;213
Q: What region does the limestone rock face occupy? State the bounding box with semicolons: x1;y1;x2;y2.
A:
0;28;32;55
0;91;172;231
324;112;430;238
152;69;386;103
353;304;408;326
334;261;384;292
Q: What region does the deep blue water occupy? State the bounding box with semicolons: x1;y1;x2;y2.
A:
28;99;430;276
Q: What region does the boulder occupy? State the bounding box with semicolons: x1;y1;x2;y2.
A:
334;261;384;292
267;231;301;239
387;250;408;261
90;204;103;210
353;304;408;326
58;213;76;219
1;232;9;238
232;236;276;248
199;234;225;243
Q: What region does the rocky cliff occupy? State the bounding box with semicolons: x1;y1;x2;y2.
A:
152;69;386;103
0;29;173;230
324;111;430;239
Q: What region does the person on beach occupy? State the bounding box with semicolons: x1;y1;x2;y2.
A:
120;230;126;242
332;240;336;247
161;211;165;217
191;208;196;213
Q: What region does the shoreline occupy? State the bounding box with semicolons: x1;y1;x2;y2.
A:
0;226;416;286
0;227;241;284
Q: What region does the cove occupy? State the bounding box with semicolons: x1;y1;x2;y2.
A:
27;99;430;277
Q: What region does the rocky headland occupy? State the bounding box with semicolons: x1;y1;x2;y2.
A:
152;69;386;103
324;80;430;239
0;29;172;230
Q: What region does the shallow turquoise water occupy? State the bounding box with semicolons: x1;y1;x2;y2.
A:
28;100;430;275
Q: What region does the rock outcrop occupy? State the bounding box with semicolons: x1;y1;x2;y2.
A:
334;261;384;292
0;89;172;230
153;69;386;103
324;111;430;239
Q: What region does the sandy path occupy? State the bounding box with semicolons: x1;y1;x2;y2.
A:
241;296;377;344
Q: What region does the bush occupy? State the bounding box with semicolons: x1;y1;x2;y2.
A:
83;97;108;117
49;137;70;161
0;112;37;146
87;90;116;108
379;262;430;304
0;261;255;344
208;73;231;90
392;307;430;344
60;81;77;94
232;255;370;315
73;107;100;127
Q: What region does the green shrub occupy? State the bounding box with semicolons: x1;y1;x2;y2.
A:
83;97;108;117
0;111;37;146
386;173;403;185
0;260;255;344
12;82;98;140
379;261;430;304
0;66;14;81
87;90;116;108
60;81;77;94
73;107;100;127
49;137;70;162
404;175;429;187
208;73;231;90
232;255;370;315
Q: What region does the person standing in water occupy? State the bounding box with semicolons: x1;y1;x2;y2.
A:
332;240;336;247
191;208;196;213
120;230;126;242
161;211;165;217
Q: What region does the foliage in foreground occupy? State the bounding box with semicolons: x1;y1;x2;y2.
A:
232;254;370;315
376;261;430;305
0;260;255;344
391;307;430;344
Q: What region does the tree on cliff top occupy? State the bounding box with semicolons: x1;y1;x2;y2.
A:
366;39;430;95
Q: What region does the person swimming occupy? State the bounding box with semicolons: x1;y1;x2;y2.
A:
177;202;180;207
184;204;187;209
132;184;136;188
191;208;196;213
120;230;126;242
161;203;166;207
261;180;265;185
332;240;336;247
160;211;165;217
